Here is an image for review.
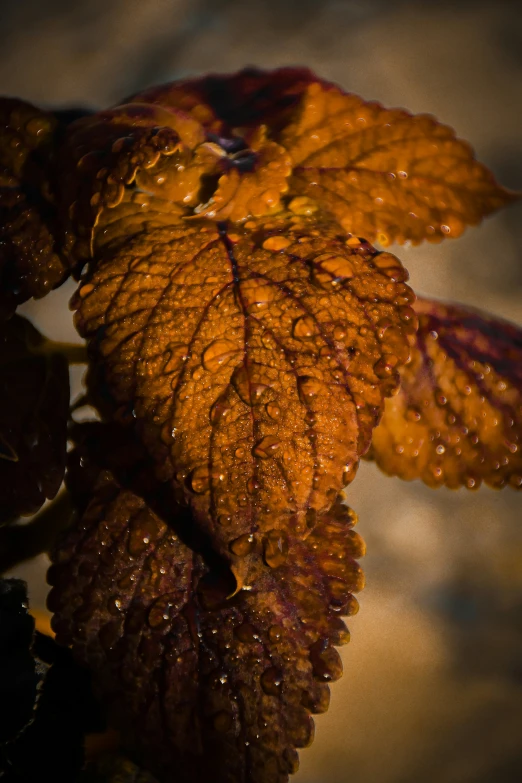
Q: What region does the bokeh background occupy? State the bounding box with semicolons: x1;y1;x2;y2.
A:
2;1;522;780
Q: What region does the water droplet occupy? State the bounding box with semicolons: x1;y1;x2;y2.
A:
128;513;159;556
229;533;255;556
333;325;346;341
288;196;317;215
406;406;422;422
235;622;258;643
262;236;291;251
373;252;407;281
107;596;122;615
435;444;446;455
292;315;317;339
218;514;232;526
213;711;233;733
312;253;355;287
147;597;173;630
202;339;241;373
189;465;210;494
247;477;260;494
261;666;283;696
298;376;323;404
265;402;281;421
231;364;252;405
373;354;398;379
253;435;281;459
268;625;284;644
163;342;188;374
210;398;231;424
263;529;288;568
241;278;278;311
309;639;343;682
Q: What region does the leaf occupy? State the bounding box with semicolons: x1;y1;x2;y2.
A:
0;98;67;319
48;460;363;783
368;297;522;489
128;69;517;245
131;67;322;132
72;211;414;585
0;315;70;524
278;81;518;245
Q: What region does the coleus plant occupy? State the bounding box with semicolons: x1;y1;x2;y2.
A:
0;67;521;782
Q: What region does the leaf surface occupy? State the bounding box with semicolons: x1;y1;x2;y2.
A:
0;315;69;523
279;82;517;245
49;462;363;783
368;297;522;489
73;212;414;584
129;69;517;244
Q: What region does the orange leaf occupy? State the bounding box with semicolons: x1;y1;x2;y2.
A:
131;67;320;132
280;81;518;245
368;297;522;489
49;459;363;783
72;212;415;585
193;126;292;222
0;98;67;318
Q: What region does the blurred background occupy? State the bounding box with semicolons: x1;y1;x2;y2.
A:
2;0;522;780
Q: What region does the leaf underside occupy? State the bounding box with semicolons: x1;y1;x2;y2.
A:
368;297;522;489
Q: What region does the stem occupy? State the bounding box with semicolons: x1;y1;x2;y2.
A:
36;339;89;365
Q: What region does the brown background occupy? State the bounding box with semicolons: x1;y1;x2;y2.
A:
2;1;522;781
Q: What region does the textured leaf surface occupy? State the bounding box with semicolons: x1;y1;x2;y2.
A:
130;68;517;244
0;315;69;523
368;297;522;489
279;81;517;245
73;211;414;584
0;98;67;319
49;459;363;783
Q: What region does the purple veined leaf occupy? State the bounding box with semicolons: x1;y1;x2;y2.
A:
368;297;522;490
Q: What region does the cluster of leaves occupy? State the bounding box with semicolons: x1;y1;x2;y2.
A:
0;67;520;782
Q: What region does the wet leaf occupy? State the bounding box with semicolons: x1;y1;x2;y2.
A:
0;315;70;524
279;80;517;245
72;211;414;585
368;297;522;489
49;459;363;783
0;98;67;319
131;67;320;132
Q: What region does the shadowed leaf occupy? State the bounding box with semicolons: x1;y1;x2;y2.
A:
368;297;522;489
0;315;69;524
131;67;319;132
49;458;363;783
0;98;67;319
72;211;414;585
